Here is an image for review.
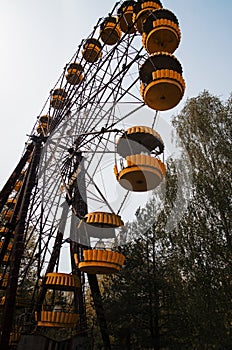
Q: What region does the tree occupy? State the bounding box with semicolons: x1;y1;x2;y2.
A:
100;91;232;349
172;91;232;348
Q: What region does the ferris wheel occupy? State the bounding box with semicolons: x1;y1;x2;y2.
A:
0;1;185;348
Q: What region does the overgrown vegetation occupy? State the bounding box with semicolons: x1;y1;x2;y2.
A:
97;91;232;349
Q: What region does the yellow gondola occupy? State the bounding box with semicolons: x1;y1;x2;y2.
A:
115;154;165;191
2;210;14;220
39;115;50;123
45;272;80;290
76;212;125;274
0;274;9;289
79;212;124;239
77;249;125;274
139;52;185;111
142;9;181;54
0;242;13;250
0;242;12;262
100;16;122;45
35;272;80;328
0;296;5;305
83;212;124;227
133;0;163;34
37;115;51;135
14;180;22;192
50;88;67;109
37;122;49;135
2;198;16;220
6;198;16;209
0;227;8;235
117;125;164;157
117;0;136;34
82;38;102;63
14;170;25;192
66;62;84;85
36;310;79;328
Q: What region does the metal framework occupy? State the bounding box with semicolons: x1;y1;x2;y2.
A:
0;2;149;349
0;1;178;348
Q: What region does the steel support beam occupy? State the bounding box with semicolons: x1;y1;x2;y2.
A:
0;138;42;350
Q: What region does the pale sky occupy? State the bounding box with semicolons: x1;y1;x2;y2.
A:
0;0;231;188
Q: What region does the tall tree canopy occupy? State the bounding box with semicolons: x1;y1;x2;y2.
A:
99;91;232;349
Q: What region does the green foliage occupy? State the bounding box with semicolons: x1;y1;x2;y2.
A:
99;91;232;349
